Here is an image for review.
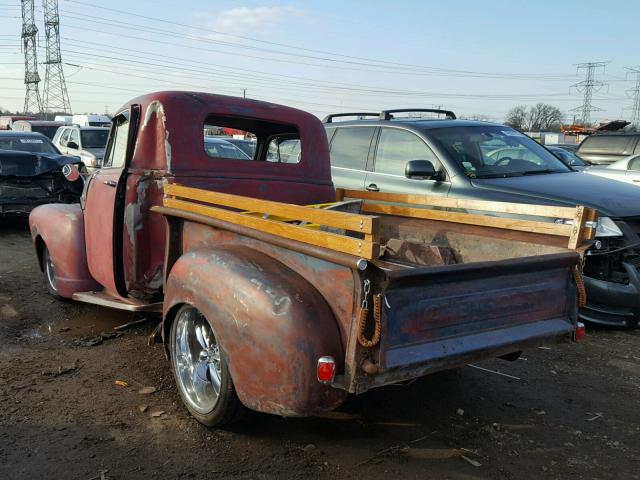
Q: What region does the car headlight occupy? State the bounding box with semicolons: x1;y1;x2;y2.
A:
80;151;98;167
594;217;623;238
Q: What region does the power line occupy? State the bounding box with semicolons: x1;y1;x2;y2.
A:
20;0;41;114
58;1;577;81
625;66;640;127
571;62;609;125
42;0;71;115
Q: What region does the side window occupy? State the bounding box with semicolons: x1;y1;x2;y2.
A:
60;128;71;146
68;129;80;147
628;156;640;171
374;128;438;176
103;114;130;169
329;127;375;170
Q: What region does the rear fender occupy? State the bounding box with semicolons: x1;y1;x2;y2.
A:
29;203;100;298
163;245;346;416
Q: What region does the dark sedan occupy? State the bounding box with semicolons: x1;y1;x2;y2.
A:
0;131;82;215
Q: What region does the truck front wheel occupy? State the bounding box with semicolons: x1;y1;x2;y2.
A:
42;246;61;299
169;305;244;427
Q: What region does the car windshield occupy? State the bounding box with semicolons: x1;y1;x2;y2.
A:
424;125;570;178
0;135;58;154
550;148;588;167
227;139;257;158
204;138;252;160
80;130;109;149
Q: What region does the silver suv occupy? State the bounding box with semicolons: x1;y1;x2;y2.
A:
52;125;110;169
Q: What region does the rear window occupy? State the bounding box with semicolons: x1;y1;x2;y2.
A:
204;116;300;163
328;127;375;170
579;135;636;155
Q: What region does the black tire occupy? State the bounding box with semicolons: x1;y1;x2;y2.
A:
41;246;62;300
625;311;640;330
169;304;245;427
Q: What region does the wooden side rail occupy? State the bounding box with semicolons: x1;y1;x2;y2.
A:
336;188;598;250
164;184;380;259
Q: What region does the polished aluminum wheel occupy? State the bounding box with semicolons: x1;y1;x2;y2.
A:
173;308;222;414
44;249;57;293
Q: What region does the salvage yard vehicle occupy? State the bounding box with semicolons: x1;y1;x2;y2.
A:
11;120;66;140
0;115;36;130
584;155;640;185
576;132;640;165
52;125;109;169
0;131;82;215
29;92;594;426
324;109;640;328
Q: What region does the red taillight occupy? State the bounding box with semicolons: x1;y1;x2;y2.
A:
574;322;586;342
317;356;336;384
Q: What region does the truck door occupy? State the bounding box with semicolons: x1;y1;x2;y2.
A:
365;127;450;196
84;111;134;295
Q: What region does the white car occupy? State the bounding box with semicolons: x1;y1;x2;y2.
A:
584;154;640;185
52;125;110;169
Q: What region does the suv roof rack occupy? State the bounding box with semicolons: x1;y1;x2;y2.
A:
322;112;379;123
379;108;456;120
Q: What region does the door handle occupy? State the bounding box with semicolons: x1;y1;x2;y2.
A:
103;180;117;187
366;183;379;192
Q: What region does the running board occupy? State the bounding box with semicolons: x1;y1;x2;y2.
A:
72;291;163;312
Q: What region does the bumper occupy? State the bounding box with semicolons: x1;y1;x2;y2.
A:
0;174;81;215
581;262;640;327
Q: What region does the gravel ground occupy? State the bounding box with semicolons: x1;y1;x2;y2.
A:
1;218;639;480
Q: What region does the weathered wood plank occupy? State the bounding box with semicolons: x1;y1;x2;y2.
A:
164;197;379;259
362;203;574;237
341;189;579;219
165;184;377;234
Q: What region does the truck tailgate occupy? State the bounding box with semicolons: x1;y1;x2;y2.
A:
372;252;579;387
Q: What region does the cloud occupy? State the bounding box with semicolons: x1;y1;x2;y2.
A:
205;6;299;38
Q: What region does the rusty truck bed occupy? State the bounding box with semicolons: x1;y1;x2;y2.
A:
154;185;592;398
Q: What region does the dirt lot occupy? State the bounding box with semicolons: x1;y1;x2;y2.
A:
1;218;639;480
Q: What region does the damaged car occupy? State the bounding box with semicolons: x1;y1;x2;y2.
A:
0;131;83;215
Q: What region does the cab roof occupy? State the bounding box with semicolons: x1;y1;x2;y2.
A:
116;91;331;183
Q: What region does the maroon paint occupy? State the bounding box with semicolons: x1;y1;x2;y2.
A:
163;244;347;415
29;203;100;298
84;168;121;294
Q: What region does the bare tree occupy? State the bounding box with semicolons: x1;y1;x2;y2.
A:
505;106;528;130
505;104;563;131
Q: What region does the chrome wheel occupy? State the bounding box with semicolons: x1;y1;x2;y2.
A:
173;308;222;414
44;248;57;293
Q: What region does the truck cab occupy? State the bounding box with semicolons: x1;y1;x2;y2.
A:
30;92;334;304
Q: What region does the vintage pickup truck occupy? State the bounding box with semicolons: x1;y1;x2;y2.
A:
29;92;594;426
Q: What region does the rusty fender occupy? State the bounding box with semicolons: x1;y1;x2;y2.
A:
162;245;347;416
28;203;100;298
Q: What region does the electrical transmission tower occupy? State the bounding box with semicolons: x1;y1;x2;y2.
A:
571;62;608;126
625;67;640;127
42;0;71;116
20;0;42;114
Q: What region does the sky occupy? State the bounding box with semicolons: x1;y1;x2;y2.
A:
0;0;639;123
